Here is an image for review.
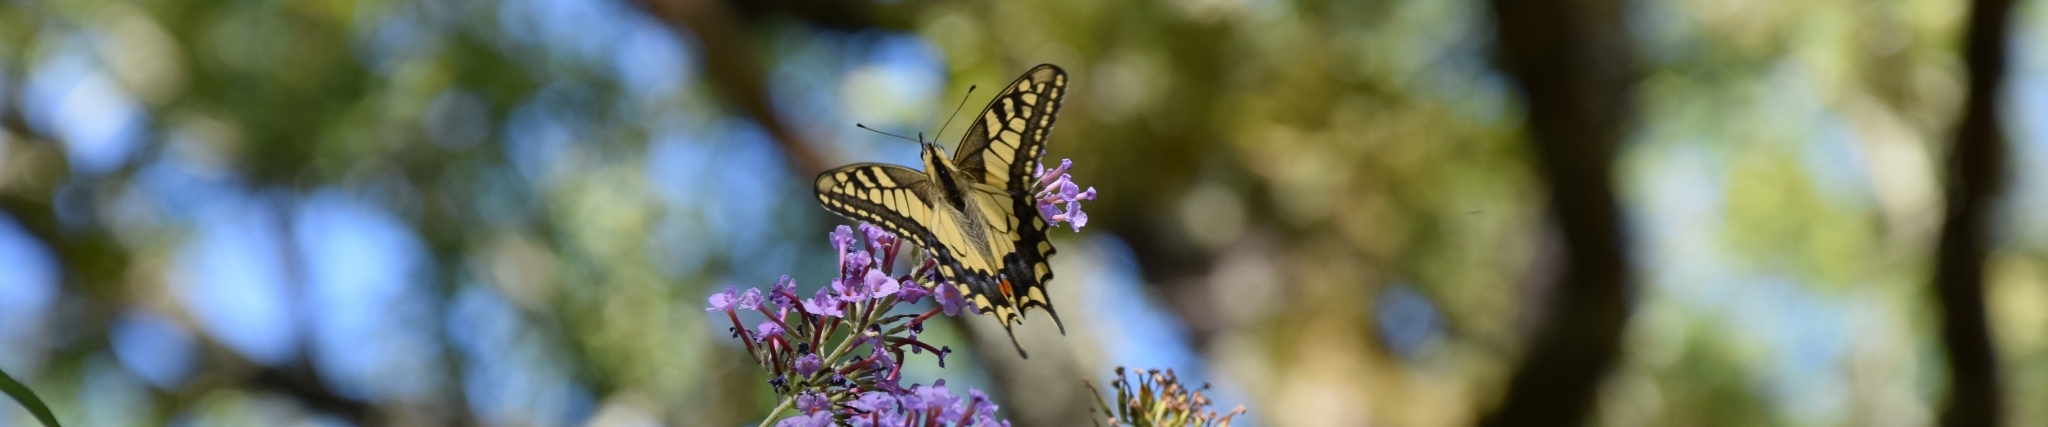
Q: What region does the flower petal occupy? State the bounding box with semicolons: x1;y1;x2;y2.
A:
705;287;737;311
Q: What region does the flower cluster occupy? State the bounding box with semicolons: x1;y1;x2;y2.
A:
1086;367;1246;427
709;224;1009;427
777;380;1009;427
1036;158;1097;231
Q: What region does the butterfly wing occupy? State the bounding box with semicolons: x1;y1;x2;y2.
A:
953;64;1068;190
950;64;1069;336
814;163;1019;319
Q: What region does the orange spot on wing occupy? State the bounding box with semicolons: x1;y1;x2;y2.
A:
999;279;1014;298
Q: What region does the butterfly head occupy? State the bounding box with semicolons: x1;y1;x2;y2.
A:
917;135;957;172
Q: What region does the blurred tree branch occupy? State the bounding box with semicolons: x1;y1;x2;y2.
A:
1477;0;1636;425
1930;0;2016;424
632;0;832;177
244;365;374;423
631;0;924;177
721;0;915;31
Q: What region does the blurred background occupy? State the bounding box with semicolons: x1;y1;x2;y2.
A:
2;0;2048;425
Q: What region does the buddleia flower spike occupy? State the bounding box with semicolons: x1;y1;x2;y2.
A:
708;223;1007;427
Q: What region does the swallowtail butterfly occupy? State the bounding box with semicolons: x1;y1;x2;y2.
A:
814;64;1069;357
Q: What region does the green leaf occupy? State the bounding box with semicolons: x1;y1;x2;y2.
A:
0;368;59;427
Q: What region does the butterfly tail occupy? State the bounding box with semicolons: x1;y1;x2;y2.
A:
1042;305;1066;335
1002;323;1030;359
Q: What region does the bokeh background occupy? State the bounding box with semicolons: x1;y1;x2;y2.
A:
3;0;2048;425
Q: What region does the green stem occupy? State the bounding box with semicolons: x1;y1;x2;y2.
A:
0;368;60;427
754;395;799;427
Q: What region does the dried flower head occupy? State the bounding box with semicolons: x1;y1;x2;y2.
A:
1086;367;1246;427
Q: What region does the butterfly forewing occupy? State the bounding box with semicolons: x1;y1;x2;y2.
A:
953;64;1067;191
814;164;938;241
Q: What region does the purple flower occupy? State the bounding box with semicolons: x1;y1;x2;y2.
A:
796;392;830;414
846;413;909;427
871;373;907;394
1037;202;1064;228
829;381;1010;426
883;384;998;425
768;275;798;308
935;282;969;316
1057;177;1083;199
775;412;834;427
833;278;866;302
848;391;897;413
914;380;958;411
897;280;929;304
1034;158;1096;232
794;354;823;377
868;346;897;371
865;269;898;300
830;225;856;254
966;388;999;418
859;223;891;252
804;287;844;318
1036;158;1073;189
738;288;764;311
876;232;898;255
846;250;873;273
757;321;783;338
1057;183;1096;230
1037;202;1064;227
706;287;738;312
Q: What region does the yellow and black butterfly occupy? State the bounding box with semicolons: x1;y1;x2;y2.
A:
814;64;1068;357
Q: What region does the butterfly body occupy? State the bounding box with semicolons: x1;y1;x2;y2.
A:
814;65;1069;357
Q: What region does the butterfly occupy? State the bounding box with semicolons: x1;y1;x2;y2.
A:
814;64;1069;357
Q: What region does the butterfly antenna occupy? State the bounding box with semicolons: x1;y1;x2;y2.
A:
933;85;977;141
855;123;920;144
